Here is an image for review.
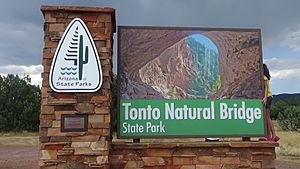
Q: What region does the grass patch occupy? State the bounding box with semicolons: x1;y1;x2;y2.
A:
273;120;300;160
276;131;300;157
0;132;38;146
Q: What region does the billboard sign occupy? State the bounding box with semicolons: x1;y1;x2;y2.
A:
118;26;265;138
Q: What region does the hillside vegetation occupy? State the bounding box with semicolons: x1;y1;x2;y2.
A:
0;75;40;132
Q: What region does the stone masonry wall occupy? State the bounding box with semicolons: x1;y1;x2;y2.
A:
110;142;278;169
39;6;115;169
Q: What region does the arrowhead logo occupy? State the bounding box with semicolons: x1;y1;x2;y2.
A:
49;18;102;92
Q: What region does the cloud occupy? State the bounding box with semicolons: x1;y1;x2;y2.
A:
0;22;43;66
276;26;300;52
264;58;300;80
0;64;43;86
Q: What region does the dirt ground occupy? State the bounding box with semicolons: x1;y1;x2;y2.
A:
0;145;299;169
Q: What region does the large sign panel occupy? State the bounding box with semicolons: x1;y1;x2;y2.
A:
49;18;102;92
118;26;265;138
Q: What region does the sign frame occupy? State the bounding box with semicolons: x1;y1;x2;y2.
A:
117;26;266;139
61;114;88;132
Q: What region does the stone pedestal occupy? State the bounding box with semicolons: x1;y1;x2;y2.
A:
39;6;115;169
110;142;278;169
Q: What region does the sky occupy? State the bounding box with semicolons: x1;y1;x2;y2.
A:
0;0;300;94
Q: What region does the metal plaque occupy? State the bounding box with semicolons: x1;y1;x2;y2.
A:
61;114;88;132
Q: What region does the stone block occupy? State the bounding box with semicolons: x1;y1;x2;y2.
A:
43;65;51;73
123;152;141;161
67;13;81;19
40;118;53;127
99;47;112;53
47;128;63;136
143;149;173;157
89;27;105;34
125;160;144;168
44;39;59;48
105;23;112;34
52;120;60;128
96;156;109;164
181;165;196;169
104;115;110;123
49;23;65;32
40;127;48;137
100;53;111;59
51;12;68;19
40;166;57;169
57;147;74;156
251;161;261;168
261;159;275;168
87;129;107;135
81;14;98;22
173;157;193;165
72;142;91;148
220;157;240;164
195;165;222;169
75;103;95;113
142;157;165;166
95;40;106;49
90;122;110;129
40;136;50;143
94;106;109;114
174;149;196;157
47;129;84;137
93;34;111;41
52;93;75;99
103;68;111;77
54;111;77;120
40;150;57;160
43;51;54;59
193;156;220;165
72;135;100;142
74;147;101;155
41;106;55;114
87;22;105;28
89;114;105;123
97;14;111;22
91;96;110;103
109;155;124;164
50;136;71;142
42;142;69;150
90;141;108;151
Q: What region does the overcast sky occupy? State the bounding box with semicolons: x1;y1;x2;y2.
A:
0;0;300;94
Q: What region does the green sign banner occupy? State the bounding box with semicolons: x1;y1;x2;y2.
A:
119;99;265;138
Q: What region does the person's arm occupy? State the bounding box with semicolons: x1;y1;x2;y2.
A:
263;80;268;106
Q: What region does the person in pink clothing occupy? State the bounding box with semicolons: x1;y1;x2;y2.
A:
260;64;280;142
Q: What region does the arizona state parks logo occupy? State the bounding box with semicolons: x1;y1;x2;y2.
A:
49;18;102;92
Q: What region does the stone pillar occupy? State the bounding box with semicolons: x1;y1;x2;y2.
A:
39;6;115;169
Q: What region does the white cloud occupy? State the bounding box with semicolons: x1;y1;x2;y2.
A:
270;69;300;79
269;25;300;52
264;58;300;80
0;64;43;86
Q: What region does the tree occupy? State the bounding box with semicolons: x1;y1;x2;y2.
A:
277;106;300;131
0;74;40;132
270;100;288;120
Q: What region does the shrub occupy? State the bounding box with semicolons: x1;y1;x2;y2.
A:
277;106;300;131
270;100;288;119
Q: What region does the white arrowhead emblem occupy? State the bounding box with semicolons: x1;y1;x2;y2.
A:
49;18;102;92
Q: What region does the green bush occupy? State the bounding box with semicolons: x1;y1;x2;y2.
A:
271;100;288;119
0;74;40;132
277;106;300;131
